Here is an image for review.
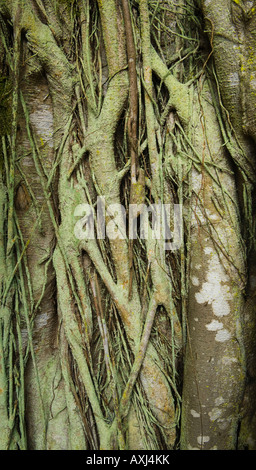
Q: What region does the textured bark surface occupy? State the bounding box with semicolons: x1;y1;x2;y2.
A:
180;83;246;449
0;0;255;450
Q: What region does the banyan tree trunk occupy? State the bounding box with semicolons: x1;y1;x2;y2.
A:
0;0;255;450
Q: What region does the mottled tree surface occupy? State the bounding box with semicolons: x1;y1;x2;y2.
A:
0;0;256;450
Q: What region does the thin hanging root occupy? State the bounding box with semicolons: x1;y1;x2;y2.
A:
2;198;47;307
59;328;95;450
128;240;134;301
14;299;26;449
69;255;93;343
119;294;158;419
120;0;140;300
90;274;126;449
53;247;109;440
16;162;43;232
90;274;111;379
15;240;48;448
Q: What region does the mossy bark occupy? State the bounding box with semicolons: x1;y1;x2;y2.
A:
0;0;255;450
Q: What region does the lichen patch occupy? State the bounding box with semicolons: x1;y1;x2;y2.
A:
195;249;232;318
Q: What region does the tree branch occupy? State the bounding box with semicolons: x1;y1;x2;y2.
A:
151;47;189;125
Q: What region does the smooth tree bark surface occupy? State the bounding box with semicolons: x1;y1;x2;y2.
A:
0;0;256;450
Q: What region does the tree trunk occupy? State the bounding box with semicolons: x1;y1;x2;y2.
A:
0;0;255;450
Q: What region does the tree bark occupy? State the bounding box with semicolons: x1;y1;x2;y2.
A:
0;0;255;450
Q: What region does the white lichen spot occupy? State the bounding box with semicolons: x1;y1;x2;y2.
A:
191;409;200;418
206;321;230;342
187;445;200;450
195;264;201;270
208;407;222;421
195;249;232;317
221;356;238;365
206;320;223;332
215;396;225;406
194;317;199;322
197;435;210;445
228;72;239;87
215;329;231;342
191;276;200;286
